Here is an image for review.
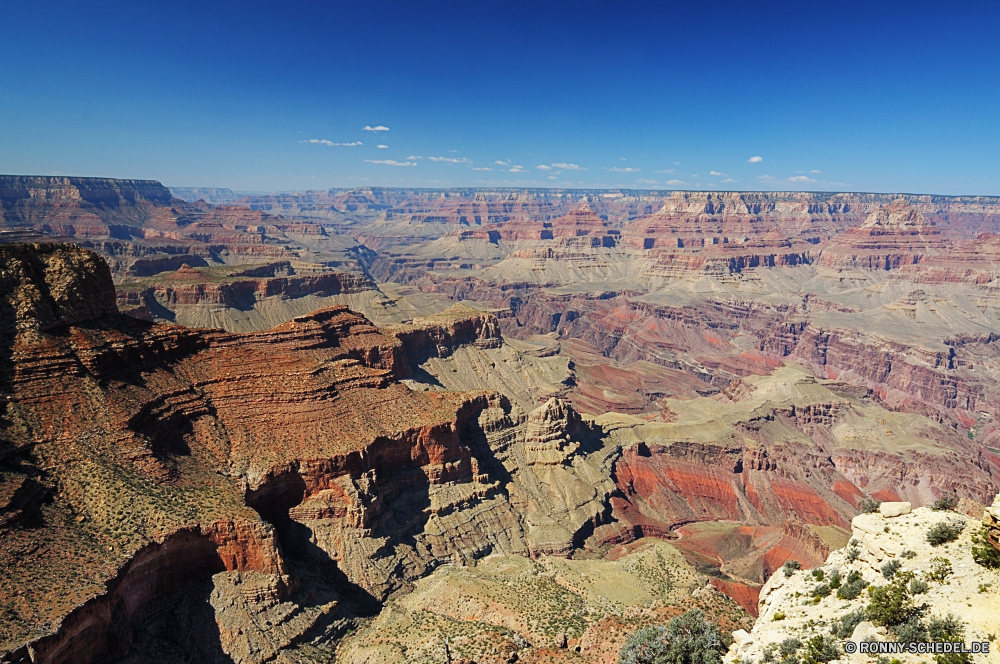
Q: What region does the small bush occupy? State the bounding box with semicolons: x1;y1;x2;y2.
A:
783;560;802;577
779;637;802;657
828;569;841;589
971;525;1000;569
901;549;916;559
859;497;882;513
927;614;972;664
761;646;775;663
812;583;830;598
801;635;839;664
891;616;928;642
925;556;952;583
811;568;825;581
932;494;958;511
830;609;865;638
772;611;786;621
881;559;902;580
618;609;723;664
844;544;860;563
909;578;929;595
927;522;963;546
837;571;868;600
865;577;914;627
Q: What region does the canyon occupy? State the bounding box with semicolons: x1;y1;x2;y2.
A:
3;176;1000;662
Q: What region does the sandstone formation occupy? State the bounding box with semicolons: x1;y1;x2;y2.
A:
0;243;646;663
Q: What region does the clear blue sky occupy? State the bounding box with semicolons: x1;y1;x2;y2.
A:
2;1;999;194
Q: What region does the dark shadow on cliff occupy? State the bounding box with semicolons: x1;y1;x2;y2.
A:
107;578;235;664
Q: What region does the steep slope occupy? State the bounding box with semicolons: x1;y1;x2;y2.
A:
0;244;623;663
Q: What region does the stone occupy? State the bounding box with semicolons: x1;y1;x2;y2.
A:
879;501;911;517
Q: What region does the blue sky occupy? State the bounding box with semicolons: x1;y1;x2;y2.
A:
2;0;999;194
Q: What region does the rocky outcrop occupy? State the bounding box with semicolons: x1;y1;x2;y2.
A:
728;505;1000;664
385;304;503;363
984;494;1000;553
0;244;623;662
817;199;953;270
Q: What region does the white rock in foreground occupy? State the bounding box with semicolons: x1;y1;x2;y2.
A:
726;504;1000;664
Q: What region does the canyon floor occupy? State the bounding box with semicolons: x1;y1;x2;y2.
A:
2;178;1000;663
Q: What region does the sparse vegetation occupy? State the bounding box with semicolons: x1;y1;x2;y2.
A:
927;614;973;664
844;542;861;563
810;569;824;581
779;637;802;657
859;497;882;514
901;549;916;559
830;609;865;638
811;583;830;599
971;525;1000;568
932;494;958;511
909;578;929;595
618;610;724;664
782;560;802;577
801;635;839;664
865;576;914;627
881;559;902;580
836;570;868;600
827;569;841;589
927;521;963;546
772;612;786;621
891;615;928;642
925;556;952;582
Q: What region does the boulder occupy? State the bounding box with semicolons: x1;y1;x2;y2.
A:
879;501;911;518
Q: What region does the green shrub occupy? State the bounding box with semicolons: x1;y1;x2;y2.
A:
932;494;958;511
830;609;865;638
779;637;802;657
925;556;952;582
971;525;1000;569
927;614;972;664
772;611;786;621
901;549;916;559
811;583;830;598
811;568;825;581
837;572;868;600
783;560;802;577
801;635;839;664
618;610;723;664
881;559;902;580
828;569;841;589
859;497;882;513
891;616;928;642
909;578;929;594
927;522;963;546
865;577;914;627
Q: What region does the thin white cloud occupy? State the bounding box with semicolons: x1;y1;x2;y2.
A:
509;166;526;172
547;176;558;180
406;155;423;160
365;159;417;166
303;139;362;146
620;157;627;161
606;167;640;173
748;156;763;163
552;162;587;171
494;160;509;166
636;179;659;185
757;174;776;180
471;167;492;171
810;169;822;174
666;179;688;186
655;169;675;174
710;170;723;176
787;175;817;183
363;125;389;132
721;178;738;183
537;165;552;170
377;144;388;149
448;149;458;152
428;156;472;164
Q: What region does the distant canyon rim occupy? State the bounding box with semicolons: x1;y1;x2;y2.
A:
1;175;1000;664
